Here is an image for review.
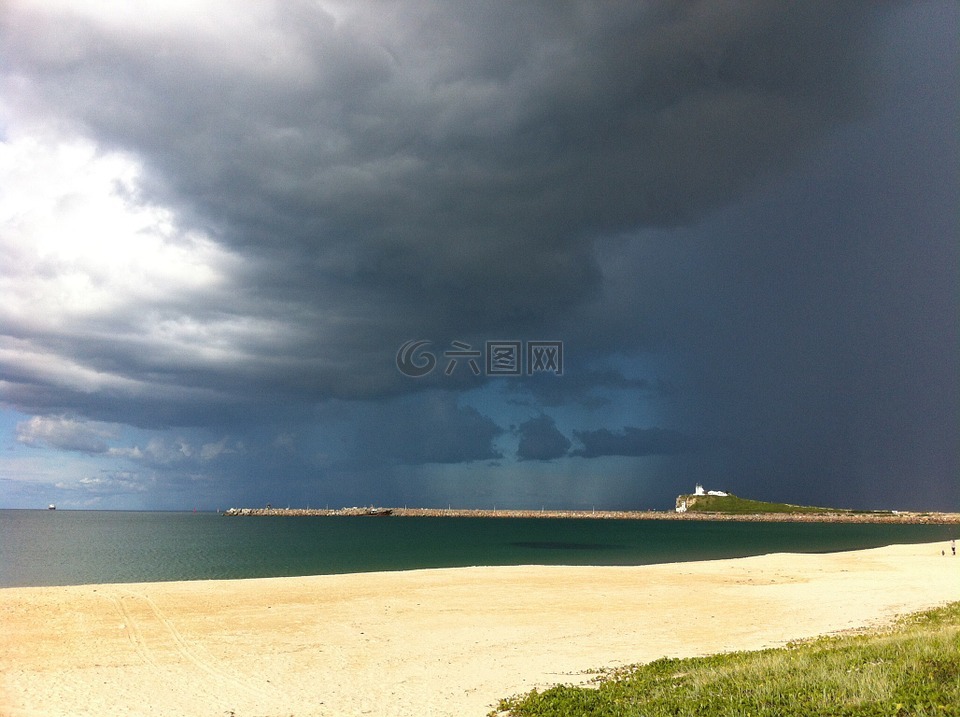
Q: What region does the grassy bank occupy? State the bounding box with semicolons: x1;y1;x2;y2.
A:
677;493;846;514
494;602;960;716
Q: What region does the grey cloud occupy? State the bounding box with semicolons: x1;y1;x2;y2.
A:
354;393;503;465
515;414;571;462
572;426;699;459
3;2;954;513
508;368;668;409
0;1;891;423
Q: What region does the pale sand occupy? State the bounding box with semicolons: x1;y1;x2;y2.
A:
2;542;958;717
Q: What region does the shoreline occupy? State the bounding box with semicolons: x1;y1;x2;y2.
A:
2;541;957;717
222;505;960;523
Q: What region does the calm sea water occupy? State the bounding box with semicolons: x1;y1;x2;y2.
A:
1;509;956;588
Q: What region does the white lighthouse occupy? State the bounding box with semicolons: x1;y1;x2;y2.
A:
694;483;729;497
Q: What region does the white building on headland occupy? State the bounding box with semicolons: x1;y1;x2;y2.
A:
677;484;729;512
694;483;728;497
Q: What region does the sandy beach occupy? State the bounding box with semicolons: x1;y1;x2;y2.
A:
2;541;958;717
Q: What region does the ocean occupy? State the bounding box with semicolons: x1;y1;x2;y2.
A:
1;509;956;588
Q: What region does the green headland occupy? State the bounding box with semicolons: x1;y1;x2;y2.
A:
675;492;846;515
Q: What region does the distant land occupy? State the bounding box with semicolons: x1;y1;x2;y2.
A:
676;491;845;515
222;504;960;524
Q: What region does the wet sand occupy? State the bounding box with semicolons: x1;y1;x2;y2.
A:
2;541;958;717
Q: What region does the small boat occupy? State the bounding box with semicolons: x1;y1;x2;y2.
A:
48;504;56;510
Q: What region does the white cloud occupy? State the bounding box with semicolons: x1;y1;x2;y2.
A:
106;445;144;460
107;436;195;464
15;415;116;453
200;436;233;461
103;435;238;464
147;437;193;463
273;432;296;450
0;134;234;327
0;131;305;406
55;471;152;494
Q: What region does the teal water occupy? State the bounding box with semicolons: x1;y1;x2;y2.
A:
1;509;956;588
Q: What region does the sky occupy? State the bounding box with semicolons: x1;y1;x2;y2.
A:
0;1;957;512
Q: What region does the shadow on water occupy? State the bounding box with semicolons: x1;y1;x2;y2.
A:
510;541;625;550
1;510;956;587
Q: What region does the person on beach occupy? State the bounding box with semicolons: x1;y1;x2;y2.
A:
952;540;956;556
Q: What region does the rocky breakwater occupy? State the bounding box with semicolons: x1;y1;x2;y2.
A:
221;506;960;523
222;506;393;517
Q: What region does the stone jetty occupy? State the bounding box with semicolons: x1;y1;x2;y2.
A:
221;506;960;523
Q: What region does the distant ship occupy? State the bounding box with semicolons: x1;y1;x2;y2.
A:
47;504;56;510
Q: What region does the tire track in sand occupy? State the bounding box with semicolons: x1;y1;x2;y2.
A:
112;593;165;674
111;590;276;703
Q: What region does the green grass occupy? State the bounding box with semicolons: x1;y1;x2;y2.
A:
679;493;848;514
493;602;960;717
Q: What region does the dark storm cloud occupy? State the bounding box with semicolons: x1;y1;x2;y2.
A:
572;426;699;458
0;1;892;422
515;414;571;462
352;393;503;465
561;0;960;510
4;2;955;514
507;368;666;409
